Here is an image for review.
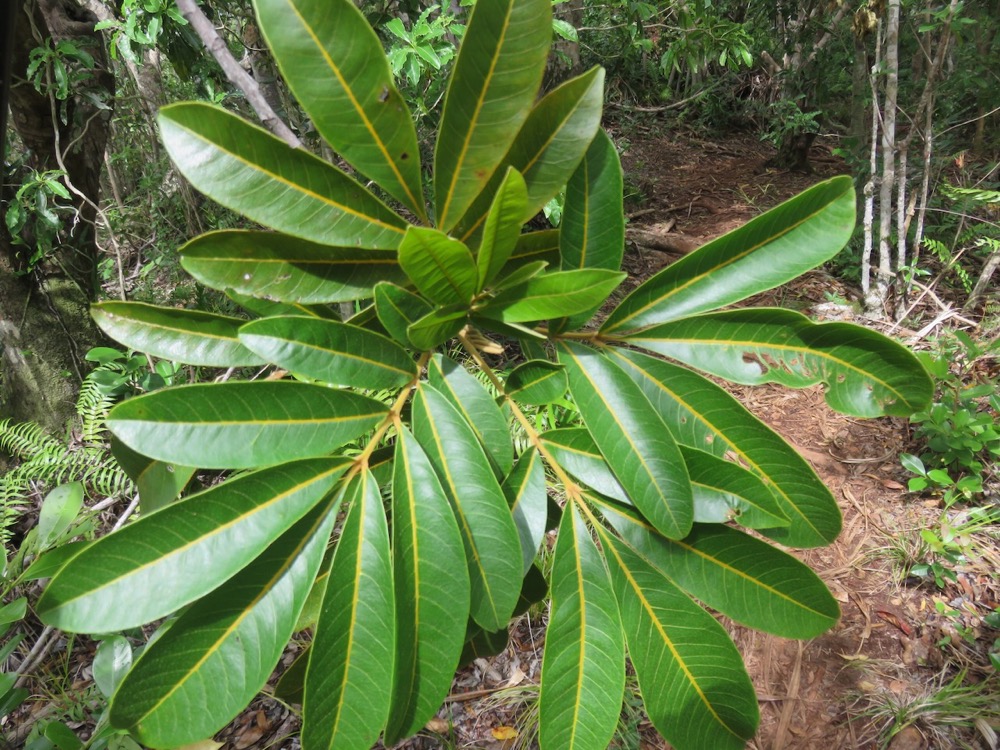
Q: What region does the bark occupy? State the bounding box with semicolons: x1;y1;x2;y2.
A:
873;0;900;317
1;0;113;433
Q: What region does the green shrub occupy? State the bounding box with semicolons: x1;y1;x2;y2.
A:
37;0;931;748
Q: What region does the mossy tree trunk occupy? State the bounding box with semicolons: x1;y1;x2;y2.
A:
0;0;113;435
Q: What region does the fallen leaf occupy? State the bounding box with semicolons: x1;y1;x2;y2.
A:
425;717;450;733
492;726;518;740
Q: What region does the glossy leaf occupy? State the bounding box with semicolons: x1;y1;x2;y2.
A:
433;0;551;231
598;526;758;750
413;385;522;630
254;0;426;219
110;496;339;747
624;308;933;417
304;470;394;750
597;501;839;639
602;175;856;333
385;428;470;744
681;445;789;529
37;483;84;550
538;502;624;750
239;316;416;388
107;382;387;469
398;227;477;305
559;342;693;539
92;302;264;367
227;289;337;320
559;129;624;273
501;448;547;576
540;428;628;504
428;354;513;476
504;228;560;271
111;439;194;514
607;348;840;547
454;67;606;243
374;281;432;346
158;103;407;249
38;458;348;632
506;360;567;405
406;306;467;350
476;168;527;290
480;269;624;323
180;231;405;304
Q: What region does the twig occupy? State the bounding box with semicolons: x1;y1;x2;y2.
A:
111;494;141;531
173;0;300;148
14;625;58;686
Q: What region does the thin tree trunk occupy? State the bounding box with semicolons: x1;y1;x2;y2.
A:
874;0;900;316
861;19;882;306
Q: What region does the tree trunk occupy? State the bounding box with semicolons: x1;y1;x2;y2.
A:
0;0;113;434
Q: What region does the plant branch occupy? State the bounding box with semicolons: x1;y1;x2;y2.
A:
173;0;300;148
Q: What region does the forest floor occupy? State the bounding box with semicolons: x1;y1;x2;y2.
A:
8;126;1000;750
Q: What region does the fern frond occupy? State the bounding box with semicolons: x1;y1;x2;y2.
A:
0;419;64;460
76;375;115;445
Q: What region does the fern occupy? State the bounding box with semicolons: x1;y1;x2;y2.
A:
0;368;135;553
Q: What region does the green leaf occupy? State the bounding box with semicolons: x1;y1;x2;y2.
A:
538;502;624;750
110;496;338;747
38;458;348;632
37;482;84;550
597;525;758;750
180;231;405;304
506;360;567;405
540;428;628;503
479;269;624;323
0;598;27;627
91;302;264;367
559;342;693;539
476;168;528;290
559;129;623;274
107;381;388;469
226;290;338;320
602;175;856;333
398;227;477;306
623;308;933;417
275;647;309;706
254;0;426;220
434;0;552;231
501;447;547;576
111;439;195;514
428;354;513;476
490;260;550;292
374;281;432;346
413;384;522;630
608;348;840;547
453;67;605;244
385;428;470;744
504;228;560;271
406;306;467;350
93;636;131;698
239;316;416;388
21;543;90;581
597;502;840;639
158;103;407;249
680;445;789;529
304;470;394;750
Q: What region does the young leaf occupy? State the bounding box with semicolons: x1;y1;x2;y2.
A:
304;470;394;750
602;175;856;333
180;231;405;304
479;269;624;323
92;302;265;367
374;281;432;346
158;103;407;249
433;0;552;231
109;496;339;747
38;458;348;632
598;526;759;750
254;0;426;219
412;384;522;630
538;502;624;750
559;342;693;539
623;308;933;417
107;381;388;469
385;428;470;744
239;316;416;389
397;227;477;305
476;168;528;290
